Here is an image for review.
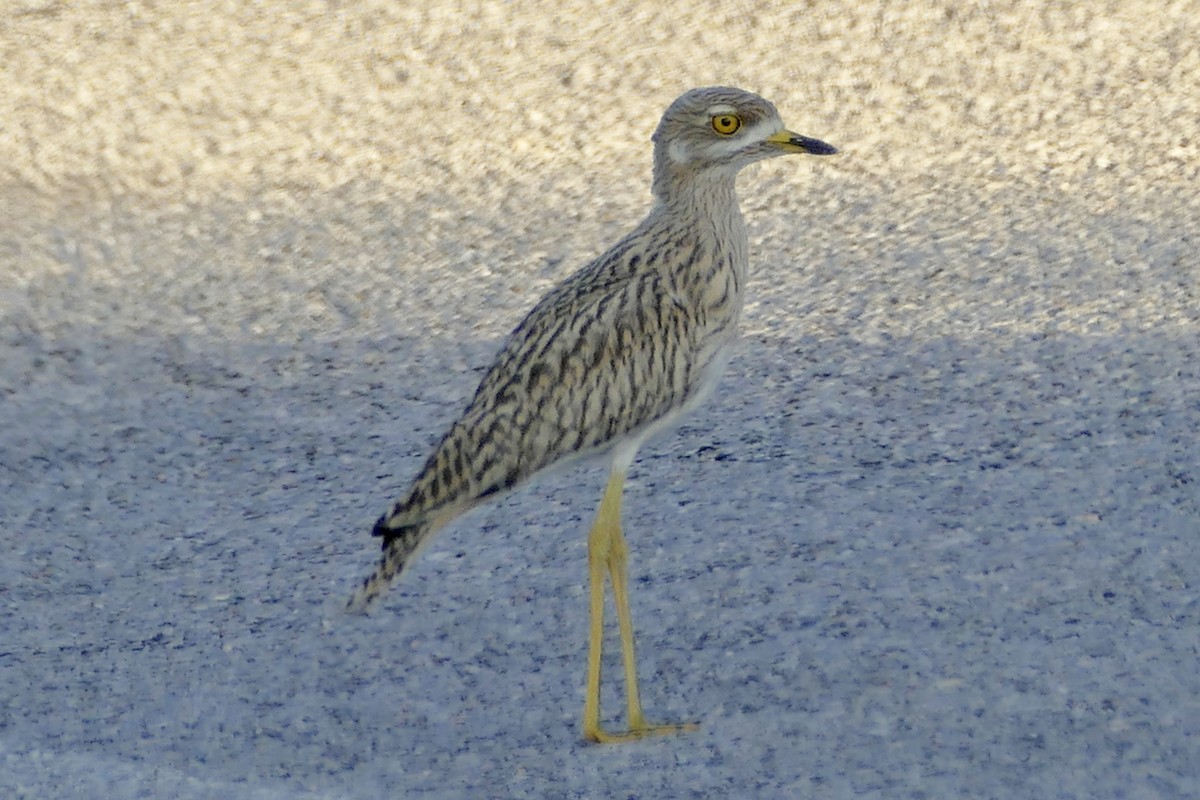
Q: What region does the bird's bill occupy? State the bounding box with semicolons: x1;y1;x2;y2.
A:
767;129;837;155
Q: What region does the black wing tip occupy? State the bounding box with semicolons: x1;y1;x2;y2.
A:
372;511;424;551
372;513;402;550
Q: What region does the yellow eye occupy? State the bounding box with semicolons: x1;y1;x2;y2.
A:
711;114;741;135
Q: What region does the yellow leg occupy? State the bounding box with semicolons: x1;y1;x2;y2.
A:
582;469;698;743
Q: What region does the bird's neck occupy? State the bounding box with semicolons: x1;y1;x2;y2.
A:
652;169;743;230
646;170;749;314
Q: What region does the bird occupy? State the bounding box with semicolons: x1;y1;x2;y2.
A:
347;86;836;743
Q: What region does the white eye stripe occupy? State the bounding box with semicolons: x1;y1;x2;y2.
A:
667;115;783;164
708;117;780;156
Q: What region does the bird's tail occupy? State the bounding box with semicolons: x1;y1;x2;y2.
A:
344;516;437;614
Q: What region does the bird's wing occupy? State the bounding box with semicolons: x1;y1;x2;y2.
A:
384;256;707;529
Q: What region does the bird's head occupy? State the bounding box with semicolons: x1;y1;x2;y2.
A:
651;86;835;200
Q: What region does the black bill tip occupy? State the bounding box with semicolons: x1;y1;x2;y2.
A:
796;135;837;156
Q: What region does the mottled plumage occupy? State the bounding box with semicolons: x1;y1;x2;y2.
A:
347;87;835;741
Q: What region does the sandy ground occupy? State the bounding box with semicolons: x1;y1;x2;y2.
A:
2;1;1198;797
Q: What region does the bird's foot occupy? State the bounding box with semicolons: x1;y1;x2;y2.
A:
583;718;698;744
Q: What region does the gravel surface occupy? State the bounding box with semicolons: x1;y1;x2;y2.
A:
2;1;1198;797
